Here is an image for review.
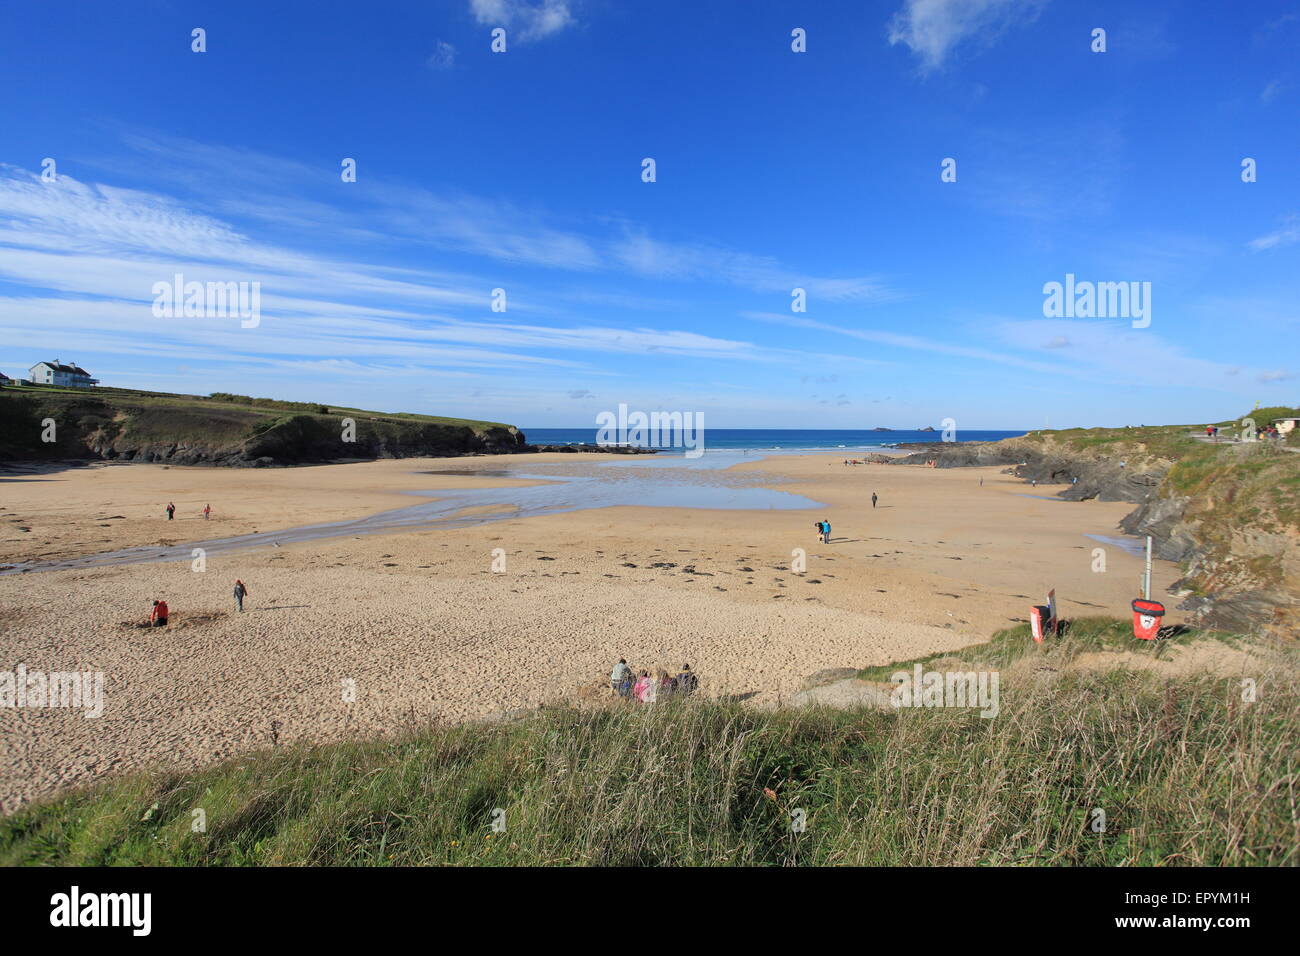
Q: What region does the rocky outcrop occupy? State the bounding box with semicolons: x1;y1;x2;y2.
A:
0;390;527;467
890;435;1297;638
892;438;1167;505
526;443;659;455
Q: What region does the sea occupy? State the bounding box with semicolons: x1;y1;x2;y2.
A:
523;427;1026;453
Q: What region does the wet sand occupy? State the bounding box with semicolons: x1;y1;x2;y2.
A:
0;452;1184;813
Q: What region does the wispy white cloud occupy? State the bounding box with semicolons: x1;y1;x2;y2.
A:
0;162;892;386
80;134;897;298
427;41;457;70
744;309;1292;393
1248;215;1300;251
991;319;1292;391
887;0;1045;72
470;0;574;43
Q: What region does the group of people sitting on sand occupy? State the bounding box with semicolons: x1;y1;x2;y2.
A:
610;659;698;703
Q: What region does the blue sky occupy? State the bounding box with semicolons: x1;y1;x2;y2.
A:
0;0;1297;429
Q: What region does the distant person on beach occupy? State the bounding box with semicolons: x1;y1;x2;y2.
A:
822;519;831;543
610;658;631;693
871;492;878;509
150;599;169;627
814;520;825;542
166;502;175;520
203;504;211;520
233;579;248;612
676;664;698;696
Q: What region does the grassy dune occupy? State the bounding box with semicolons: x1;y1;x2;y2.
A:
3;621;1294;866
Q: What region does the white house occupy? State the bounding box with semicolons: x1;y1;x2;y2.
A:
28;361;99;388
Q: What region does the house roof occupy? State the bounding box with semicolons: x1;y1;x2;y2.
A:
31;361;93;376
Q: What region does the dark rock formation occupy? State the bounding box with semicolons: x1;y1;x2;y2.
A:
526;444;659;455
888;436;1297;637
892;439;1165;505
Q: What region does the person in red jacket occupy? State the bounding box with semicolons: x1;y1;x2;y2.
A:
150;599;169;627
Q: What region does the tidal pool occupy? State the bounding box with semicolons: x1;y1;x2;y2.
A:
3;462;823;575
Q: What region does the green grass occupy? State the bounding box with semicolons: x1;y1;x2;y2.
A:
4;621;1295;866
854;618;1236;681
0;383;514;431
0;384;520;460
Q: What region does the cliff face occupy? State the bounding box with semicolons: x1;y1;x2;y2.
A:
0;389;527;466
891;434;1299;638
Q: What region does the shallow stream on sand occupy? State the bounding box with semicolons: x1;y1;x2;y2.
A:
2;460;824;575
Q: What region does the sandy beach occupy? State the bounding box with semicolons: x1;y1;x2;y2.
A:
0;452;1184;813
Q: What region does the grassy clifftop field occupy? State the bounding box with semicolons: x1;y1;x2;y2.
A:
1;619;1293;866
0;384;525;465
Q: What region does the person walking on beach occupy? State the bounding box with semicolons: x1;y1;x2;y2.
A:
821;519;832;544
871;492;878;509
150;599;169;627
233;579;248;612
166;502;175;520
203;503;211;521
